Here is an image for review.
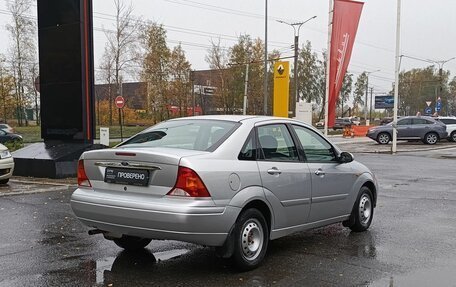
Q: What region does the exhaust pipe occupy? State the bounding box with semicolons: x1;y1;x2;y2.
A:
88;229;104;235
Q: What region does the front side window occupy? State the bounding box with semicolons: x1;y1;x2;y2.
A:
257;124;299;161
397;118;412;126
292;125;336;162
120;120;239;151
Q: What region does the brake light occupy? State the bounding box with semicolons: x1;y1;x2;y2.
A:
167;166;210;197
77;160;92;188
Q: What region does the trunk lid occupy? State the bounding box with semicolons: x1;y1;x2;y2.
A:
81;147;208;196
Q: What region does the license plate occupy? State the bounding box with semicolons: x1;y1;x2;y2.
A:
104;167;150;187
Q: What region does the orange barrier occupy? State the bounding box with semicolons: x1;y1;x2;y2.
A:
351;125;370;137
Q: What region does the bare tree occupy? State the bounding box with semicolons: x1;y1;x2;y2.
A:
100;0;140;125
6;0;37;126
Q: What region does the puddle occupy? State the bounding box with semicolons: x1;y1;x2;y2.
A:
95;248;190;284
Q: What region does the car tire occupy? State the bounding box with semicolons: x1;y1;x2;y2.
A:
232;208;269;271
346;186;374;232
0;179;9;184
113;235;152;251
450;131;456;142
423;132;439;145
376;132;391;144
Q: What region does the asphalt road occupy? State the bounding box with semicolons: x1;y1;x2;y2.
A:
1;148;456;287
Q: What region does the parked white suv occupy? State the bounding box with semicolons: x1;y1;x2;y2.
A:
437;116;456;142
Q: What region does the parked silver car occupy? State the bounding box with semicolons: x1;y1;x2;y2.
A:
367;116;447;145
71;116;378;270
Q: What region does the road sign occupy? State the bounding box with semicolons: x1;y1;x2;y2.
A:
436;98;442;112
425;107;432;114
115;96;125;109
426;101;431;107
203;87;216;95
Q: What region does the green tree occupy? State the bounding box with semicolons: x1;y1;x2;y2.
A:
297;41;320;103
353;72;367;114
169;44;191;117
339;73;353;117
141;22;171;122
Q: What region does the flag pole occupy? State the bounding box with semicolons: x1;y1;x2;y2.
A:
324;0;333;136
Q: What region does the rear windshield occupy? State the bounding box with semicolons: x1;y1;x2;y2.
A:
119;119;240;151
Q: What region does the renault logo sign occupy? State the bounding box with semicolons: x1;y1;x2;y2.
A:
277;64;285;75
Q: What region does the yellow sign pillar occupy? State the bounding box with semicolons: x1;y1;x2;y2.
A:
273;61;290;117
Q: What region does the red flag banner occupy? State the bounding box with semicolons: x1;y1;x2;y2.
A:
328;0;364;127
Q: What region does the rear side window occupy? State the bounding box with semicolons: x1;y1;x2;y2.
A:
257;124;299;161
397;119;412;126
120;120;239;151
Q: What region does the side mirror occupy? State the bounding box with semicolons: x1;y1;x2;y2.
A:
338;152;354;163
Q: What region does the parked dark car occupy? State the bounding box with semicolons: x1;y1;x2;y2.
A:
0;130;23;144
333;118;352;130
367;116;447;145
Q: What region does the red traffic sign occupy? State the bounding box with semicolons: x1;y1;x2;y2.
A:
115;96;125;109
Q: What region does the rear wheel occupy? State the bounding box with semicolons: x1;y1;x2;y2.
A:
232;208;269;271
423;132;438;145
376;132;391;144
113;235;152;251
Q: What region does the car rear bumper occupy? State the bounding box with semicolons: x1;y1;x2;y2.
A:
70;188;241;246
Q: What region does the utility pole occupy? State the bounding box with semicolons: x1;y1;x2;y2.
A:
277;16;317;118
191;70;195;116
243;56;250;115
324;0;333;136
364;69;380;126
369;87;374;122
392;0;402;154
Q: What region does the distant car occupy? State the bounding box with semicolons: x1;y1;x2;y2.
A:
349;117;361;126
0;130;22;144
0;143;14;184
380;117;393;125
367;116;447;145
315;120;324;128
437;116;456;142
71;115;378;270
0;124;15;133
333;118;352;130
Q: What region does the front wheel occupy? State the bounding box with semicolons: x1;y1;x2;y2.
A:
113;235;152;251
423;132;438;145
232;208;269;271
346;187;374;232
449;131;456;142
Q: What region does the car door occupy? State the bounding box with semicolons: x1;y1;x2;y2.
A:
411;118;431;138
291;124;356;223
255;123;312;227
396;118;413;138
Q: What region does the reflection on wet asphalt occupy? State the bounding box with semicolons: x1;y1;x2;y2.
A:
1;152;456;286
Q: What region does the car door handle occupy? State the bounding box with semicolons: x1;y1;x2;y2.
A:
267;167;282;175
315;169;325;176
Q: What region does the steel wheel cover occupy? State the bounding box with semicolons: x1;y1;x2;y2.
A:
359;194;372;225
452;133;456;142
241;218;264;261
426;134;438;144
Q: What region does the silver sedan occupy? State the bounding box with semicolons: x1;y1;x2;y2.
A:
71;115;378;270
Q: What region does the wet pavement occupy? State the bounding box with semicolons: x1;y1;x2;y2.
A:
1;147;456;286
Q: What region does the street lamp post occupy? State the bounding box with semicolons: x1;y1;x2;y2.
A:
277;16;317;117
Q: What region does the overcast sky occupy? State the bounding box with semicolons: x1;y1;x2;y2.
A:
1;0;456;95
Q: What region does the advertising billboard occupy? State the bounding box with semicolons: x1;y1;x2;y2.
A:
374;95;394;109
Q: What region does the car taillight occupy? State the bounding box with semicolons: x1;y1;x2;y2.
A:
77;160;92;188
167;166;210;198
